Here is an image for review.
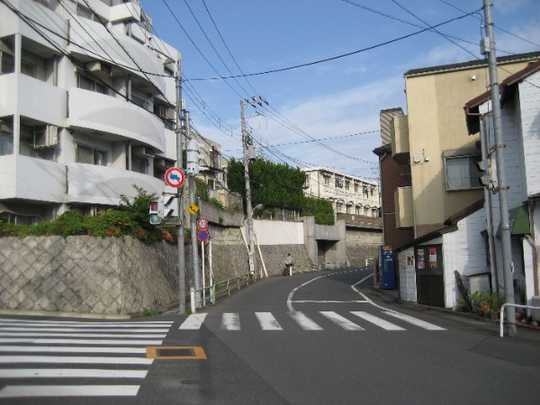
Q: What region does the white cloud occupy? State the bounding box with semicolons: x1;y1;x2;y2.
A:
495;0;531;13
196;76;404;178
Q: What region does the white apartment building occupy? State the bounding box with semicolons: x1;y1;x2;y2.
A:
303;167;380;218
0;0;182;223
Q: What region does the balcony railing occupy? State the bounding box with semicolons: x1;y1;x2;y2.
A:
68;87;166;152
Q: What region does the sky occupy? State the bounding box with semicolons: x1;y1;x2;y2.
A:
142;0;540;179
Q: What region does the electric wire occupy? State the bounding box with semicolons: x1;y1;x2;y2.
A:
185;7;482;81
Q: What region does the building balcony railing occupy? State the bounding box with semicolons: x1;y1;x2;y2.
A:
68;87;166;152
0;155;167;206
336;213;383;229
0;74;66;127
67;162;164;206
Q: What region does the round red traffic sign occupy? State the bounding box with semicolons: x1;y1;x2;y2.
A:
197;229;209;242
164;167;186;188
197;217;209;231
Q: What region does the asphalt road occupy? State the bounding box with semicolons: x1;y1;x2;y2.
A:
1;268;540;404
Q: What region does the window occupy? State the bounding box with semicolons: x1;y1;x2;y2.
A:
354;183;359;193
444;155;481;191
370;187;374;197
76;144;107;166
345;180;350;191
0;116;13;155
355;206;361;215
335;176;343;189
132;156;148;174
19;123;56;160
0;36;14;75
131;88;152;110
77;73;107;94
336;202;343;213
346;205;351;214
323;175;330;185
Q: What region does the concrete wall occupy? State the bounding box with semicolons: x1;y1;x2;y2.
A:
442;208;488;308
0;236;177;315
253;219;304;245
345;227;382;267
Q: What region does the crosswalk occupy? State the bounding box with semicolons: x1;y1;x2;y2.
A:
0;317;174;399
179;310;446;333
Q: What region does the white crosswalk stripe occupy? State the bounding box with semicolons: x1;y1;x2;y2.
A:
222;313;241;330
255;312;283;330
0;385;140;398
382;311;446;331
350;311;405;331
174;311;447;333
320;311;365;331
289;311;323;331
179;313;207;330
0;317;175;399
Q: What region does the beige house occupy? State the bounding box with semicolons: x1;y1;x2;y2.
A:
384;51;540;308
400;51;540;239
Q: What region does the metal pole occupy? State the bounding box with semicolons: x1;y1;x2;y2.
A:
201;240;206;307
480;118;499;294
175;60;186;315
240;99;256;275
483;0;516;336
185;111;201;307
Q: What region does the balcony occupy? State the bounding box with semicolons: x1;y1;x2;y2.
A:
0;74;66;126
394;186;413;228
0;0;68;53
0;155;66;203
109;1;142;23
68;87;166;152
391;115;409;156
67;163;164;206
68;18;168;96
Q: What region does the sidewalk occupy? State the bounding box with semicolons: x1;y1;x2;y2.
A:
361;285;540;344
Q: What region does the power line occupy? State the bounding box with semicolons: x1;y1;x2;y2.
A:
186;7;482;81
337;0;505;53
389;0;479;59
266;129;380;148
437;0;540;49
392;0;540;91
1;0;173;126
79;0;174;105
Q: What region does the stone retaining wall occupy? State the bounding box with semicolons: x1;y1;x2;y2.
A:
0;236;177;315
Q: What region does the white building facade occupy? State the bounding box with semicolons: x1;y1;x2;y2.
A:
0;0;181;223
303;167;380;218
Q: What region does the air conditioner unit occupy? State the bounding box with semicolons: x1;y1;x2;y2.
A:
86;61;112;77
33;125;59;149
132;145;154;158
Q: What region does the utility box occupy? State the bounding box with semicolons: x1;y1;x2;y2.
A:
381;247;396;290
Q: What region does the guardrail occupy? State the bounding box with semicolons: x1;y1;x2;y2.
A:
189;273;262;313
499;303;540;338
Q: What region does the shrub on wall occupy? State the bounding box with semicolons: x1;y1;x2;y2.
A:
0;187;176;243
302;197;335;225
228;158;335;224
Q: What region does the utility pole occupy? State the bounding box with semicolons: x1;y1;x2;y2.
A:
483;0;516;336
175;61;186;315
186;111;201;307
240;99;256;275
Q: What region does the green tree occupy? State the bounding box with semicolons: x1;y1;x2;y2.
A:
227;158;334;224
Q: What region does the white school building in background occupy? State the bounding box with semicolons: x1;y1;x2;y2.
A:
302;167;380;218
